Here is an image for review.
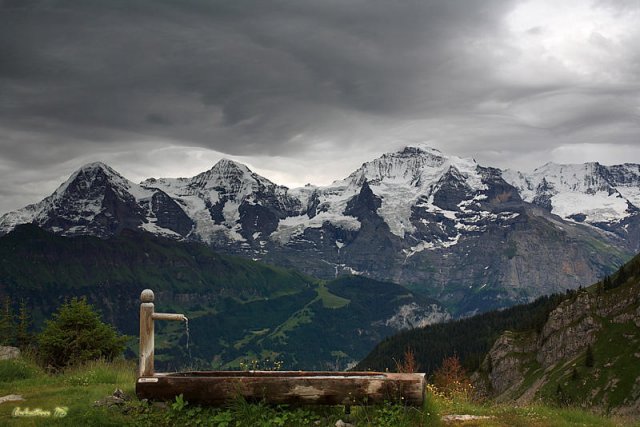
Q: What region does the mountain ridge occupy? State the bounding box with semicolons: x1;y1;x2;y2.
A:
1;146;636;315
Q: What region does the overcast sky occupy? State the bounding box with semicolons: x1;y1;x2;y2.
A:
1;0;639;214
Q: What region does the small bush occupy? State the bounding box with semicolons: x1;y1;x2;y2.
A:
395;347;418;373
37;297;128;369
432;355;474;401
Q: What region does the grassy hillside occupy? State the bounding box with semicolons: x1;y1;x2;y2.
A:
188;275;443;370
0;356;631;426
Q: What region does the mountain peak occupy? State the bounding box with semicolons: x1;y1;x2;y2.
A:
195;158;257;185
401;143;443;156
187;158;281;196
71;161;129;181
77;161;111;172
53;161;131;198
211;158;250;173
345;143;483;190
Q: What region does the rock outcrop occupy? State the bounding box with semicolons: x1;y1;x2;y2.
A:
0;346;20;361
473;270;640;413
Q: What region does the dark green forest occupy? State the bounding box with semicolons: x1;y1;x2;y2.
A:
356;292;566;374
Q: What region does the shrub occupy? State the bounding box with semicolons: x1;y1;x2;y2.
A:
432;354;474;400
395;347;418;373
37;297;128;369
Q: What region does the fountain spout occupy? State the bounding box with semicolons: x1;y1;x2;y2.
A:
152;312;187;322
139;289;187;377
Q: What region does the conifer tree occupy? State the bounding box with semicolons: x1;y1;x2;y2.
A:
615;265;627;287
585;345;594;368
571;367;579;381
15;299;32;349
0;296;15;346
38;297;128;368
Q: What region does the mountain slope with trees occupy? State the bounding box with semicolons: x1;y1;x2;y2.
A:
358;253;640;414
0;224;446;370
356;292;567;375
472;254;640;414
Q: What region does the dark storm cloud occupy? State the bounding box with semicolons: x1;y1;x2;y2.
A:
1;0;639;213
0;0;516;156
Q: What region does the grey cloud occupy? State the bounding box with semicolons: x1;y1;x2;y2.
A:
0;0;516;154
0;0;639;213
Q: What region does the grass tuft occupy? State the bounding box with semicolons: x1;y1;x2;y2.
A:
0;358;43;383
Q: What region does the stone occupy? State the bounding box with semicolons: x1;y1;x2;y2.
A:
112;388;130;401
93;388;131;408
0;346;20;361
335;420;354;427
442;414;493;422
0;395;24;405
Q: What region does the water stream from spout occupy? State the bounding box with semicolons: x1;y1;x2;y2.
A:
184;316;192;364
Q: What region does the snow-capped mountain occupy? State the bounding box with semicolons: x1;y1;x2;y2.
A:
141;158;302;244
273;144;521;257
503;162;640;249
0;162;193;238
0;146;634;315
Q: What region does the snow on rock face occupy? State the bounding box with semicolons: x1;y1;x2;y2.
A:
503;162;638;225
1;163;132;235
270;212;360;244
383;302;451;330
336;145;488;238
270;145;494;248
0;146;507;252
4;147;639;260
607;164;640;208
142;159;302;243
0;162;191;238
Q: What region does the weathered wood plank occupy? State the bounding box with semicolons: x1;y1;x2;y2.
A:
136;371;425;406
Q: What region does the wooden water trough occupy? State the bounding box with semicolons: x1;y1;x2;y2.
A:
135;289;426;406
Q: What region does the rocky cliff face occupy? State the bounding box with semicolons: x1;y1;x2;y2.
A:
536;292;601;368
473;265;640;413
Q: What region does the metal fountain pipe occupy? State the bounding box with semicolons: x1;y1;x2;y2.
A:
139;289;187;377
